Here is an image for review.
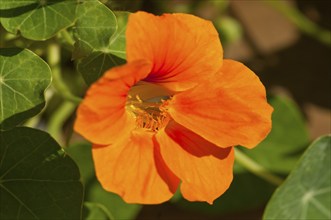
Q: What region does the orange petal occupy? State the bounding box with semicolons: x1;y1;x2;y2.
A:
126;11;223;92
92;130;180;204
74;60;152;145
167;59;273;149
156;121;234;204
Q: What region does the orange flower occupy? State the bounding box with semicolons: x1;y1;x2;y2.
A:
74;12;273;204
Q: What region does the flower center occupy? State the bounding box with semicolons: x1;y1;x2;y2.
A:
126;82;171;132
126;95;170;132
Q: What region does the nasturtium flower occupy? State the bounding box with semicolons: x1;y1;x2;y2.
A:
74;11;273;204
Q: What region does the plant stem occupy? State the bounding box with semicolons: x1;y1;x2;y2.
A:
23;115;40;128
47;101;76;145
234;148;284;186
60;29;75;47
266;0;331;46
84;202;115;220
47;43;82;104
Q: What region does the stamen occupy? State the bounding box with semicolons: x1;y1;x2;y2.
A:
126;95;170;132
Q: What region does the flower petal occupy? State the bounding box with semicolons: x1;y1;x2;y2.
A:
156;121;234;204
167;59;273;149
74;60;152;145
92;130;180;204
126;11;223;92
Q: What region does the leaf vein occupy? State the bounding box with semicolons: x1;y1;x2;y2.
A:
0;137;49;179
310;197;331;218
2;82;34;106
0;184;38;219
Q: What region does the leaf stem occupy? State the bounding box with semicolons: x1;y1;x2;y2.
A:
60;29;75;47
265;0;331;46
23;116;40;128
47;43;82;104
47;101;76;145
84;202;115;220
234;148;284;186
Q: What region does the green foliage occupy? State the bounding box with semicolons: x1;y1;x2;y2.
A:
215;16;242;44
66;143;142;220
0;48;51;130
86;181;142;220
65;142;94;184
0;0;77;40
0;127;83;219
76;52;125;85
83;202;114;220
263;135;331;219
73;0;117;58
73;1;128;84
109;11;129;60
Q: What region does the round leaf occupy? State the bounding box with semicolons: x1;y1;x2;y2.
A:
76;52;125;85
108;11;128;60
0;127;84;220
263;135;331;219
0;48;51;130
0;0;77;40
73;1;128;84
73;1;117;58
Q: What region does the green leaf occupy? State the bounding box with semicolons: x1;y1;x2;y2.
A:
263;135;331;220
76;52;125;85
0;0;77;40
73;1;117;58
0;127;84;220
109;11;128;60
0;48;51;130
66;143;142;220
83;202;114;220
242;95;310;173
73;1;128;84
